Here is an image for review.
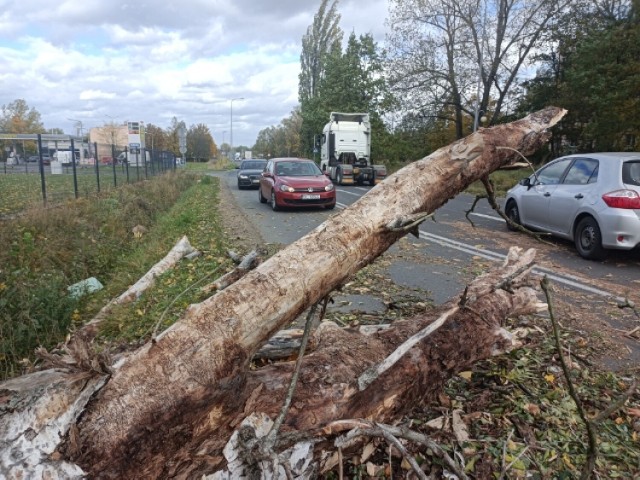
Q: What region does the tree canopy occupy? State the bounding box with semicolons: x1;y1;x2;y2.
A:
0;99;45;134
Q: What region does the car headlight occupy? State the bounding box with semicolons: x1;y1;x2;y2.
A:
239;174;248;179
280;184;295;193
324;183;334;192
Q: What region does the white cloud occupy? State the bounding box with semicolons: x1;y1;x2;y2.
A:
0;0;389;146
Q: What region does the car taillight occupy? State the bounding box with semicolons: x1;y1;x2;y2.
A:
602;189;640;209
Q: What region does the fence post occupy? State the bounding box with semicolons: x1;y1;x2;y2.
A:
37;134;47;206
70;138;79;199
94;142;101;193
112;144;117;188
144;148;148;179
125;146;130;183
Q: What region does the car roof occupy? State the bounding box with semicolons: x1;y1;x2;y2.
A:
559;152;640;161
272;157;314;162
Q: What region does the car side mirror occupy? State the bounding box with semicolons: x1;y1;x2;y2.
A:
519;177;532;188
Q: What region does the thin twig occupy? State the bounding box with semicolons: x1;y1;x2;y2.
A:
541;277;598;480
480;175;553;244
500;429;514;478
264;295;330;450
464;194;487;227
150;267;220;340
264;302;320;446
495;146;538;180
336;421;470;480
593;379;638;424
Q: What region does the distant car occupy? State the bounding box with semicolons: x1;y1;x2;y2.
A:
237;159;267;189
41;153;51;165
27;155;40;163
258;158;336;211
505;152;640;260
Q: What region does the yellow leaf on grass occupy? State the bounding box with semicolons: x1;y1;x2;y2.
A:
459;371;473;380
562;453;576;470
544;373;555;383
615;417;625;425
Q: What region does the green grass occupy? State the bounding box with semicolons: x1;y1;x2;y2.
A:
0;171;208;379
465;169;530;197
0;164;175;217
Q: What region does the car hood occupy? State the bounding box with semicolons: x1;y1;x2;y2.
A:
277;175;331;187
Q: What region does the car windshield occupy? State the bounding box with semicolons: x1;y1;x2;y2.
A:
622;160;640;187
241;161;266;170
275;161;322;176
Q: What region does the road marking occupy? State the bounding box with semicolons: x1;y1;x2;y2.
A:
419;230;625;302
469;212;503;222
335;201;625;302
336;189;363;197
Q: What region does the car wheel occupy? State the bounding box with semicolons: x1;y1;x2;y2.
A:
336;168;343;185
271;190;279;211
505;200;521;231
574;216;607;260
258;187;267;203
325;203;335;210
237;181;243;190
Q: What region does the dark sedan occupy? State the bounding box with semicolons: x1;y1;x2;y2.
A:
237;159;267;189
258;158;336;211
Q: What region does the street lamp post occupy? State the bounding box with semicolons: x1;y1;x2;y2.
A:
222;130;227;157
67;118;85;163
230;97;244;161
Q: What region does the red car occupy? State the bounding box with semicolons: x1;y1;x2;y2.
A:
258;158;336;211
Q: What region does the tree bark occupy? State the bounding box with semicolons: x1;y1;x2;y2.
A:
0;108;566;479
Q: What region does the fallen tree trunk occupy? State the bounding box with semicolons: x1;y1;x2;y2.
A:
0;108;566;478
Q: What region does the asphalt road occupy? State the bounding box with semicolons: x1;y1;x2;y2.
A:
215;169;640;368
220;169;639;300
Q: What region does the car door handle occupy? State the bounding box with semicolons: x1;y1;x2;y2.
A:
543;192;551;197
574;193;584;199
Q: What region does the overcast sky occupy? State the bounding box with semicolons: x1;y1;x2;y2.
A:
0;0;390;148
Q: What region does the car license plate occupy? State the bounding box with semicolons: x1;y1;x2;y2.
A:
302;194;320;200
252;179;259;183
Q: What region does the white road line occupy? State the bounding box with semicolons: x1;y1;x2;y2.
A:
336;189;363;197
335;200;624;302
420;230;625;302
469;212;503;222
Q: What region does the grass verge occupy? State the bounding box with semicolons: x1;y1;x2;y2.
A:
0;172;234;379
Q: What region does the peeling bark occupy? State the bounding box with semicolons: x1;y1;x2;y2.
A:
0;108;566;478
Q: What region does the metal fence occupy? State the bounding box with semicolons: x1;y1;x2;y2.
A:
0;134;180;216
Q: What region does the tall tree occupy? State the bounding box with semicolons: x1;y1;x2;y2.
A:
298;0;343;104
0;99;45;134
166;117;187;157
252;109;303;158
517;0;639;152
300;32;389;158
187;124;216;162
144;123;168;153
386;0;571;139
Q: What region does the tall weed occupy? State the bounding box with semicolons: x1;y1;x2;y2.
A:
0;172;196;379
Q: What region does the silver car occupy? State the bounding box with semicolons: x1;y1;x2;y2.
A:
505;152;640;260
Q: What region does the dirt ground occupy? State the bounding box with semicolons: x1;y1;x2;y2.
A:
215;177;640;373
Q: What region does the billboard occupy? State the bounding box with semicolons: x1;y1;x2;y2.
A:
128;121;141;153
